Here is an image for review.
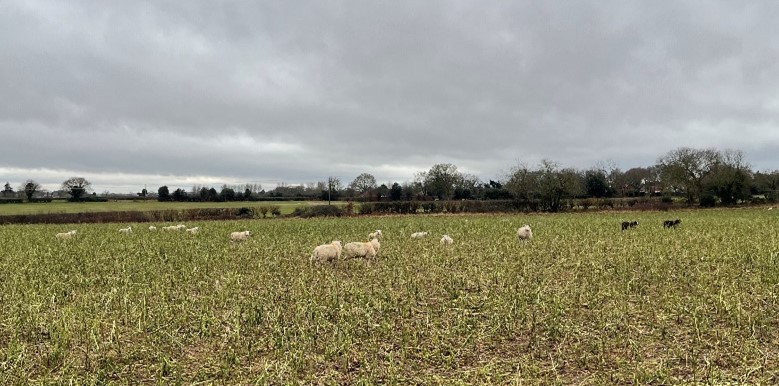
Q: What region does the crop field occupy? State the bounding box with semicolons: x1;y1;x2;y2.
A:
0;200;340;216
1;208;778;384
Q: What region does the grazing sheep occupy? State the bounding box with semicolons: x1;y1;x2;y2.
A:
161;224;187;231
148;225;157;231
369;237;380;256
769;207;774;211
410;231;428;239
311;241;343;262
621;221;638;231
368;230;383;240
185;227;199;234
118;226;133;234
440;235;453;245
230;230;251;242
517;224;533;240
55;230;77;239
663;219;682;228
343;241;377;259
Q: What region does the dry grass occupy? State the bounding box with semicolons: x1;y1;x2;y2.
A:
1;208;778;384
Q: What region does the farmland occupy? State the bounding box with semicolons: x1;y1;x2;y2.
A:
0;200;341;216
1;208;778;384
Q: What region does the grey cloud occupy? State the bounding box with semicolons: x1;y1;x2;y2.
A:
2;1;779;193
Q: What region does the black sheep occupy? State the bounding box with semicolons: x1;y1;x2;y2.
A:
621;221;638;231
663;219;682;228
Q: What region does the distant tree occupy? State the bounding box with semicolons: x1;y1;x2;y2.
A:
484;179;512;200
376;184;389;200
243;188;252;200
657;147;720;205
505;163;535;200
172;188;188;201
61;177;92;200
324;176;342;204
21;179;41;200
157;186;170;202
349;173;377;195
220;187;236;201
2;182;14;197
703;149;752;205
506;160;583;212
402;182;416;200
537;160;583;212
585;170;612;198
752;170;779;201
389;182;403;201
208;187;218;201
455;173;481;199
614;167;653;196
137;188;148;197
424;163;463;200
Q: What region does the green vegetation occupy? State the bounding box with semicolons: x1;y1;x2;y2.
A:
1;208;778;383
0;200;343;216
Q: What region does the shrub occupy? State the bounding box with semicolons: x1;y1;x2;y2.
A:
291;205;343;218
700;194;717;208
236;207;253;218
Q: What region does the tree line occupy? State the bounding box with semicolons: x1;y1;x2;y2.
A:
4;147;778;210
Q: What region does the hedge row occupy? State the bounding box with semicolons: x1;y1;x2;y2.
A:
0;207;274;225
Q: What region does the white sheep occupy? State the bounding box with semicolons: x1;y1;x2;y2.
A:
369;237;380;256
148;225;157;231
311;241;343;262
368;230;383;240
230;230;251;242
517;224;533;241
175;224;187;230
440;235;453;245
118;226;133;234
410;231;428;239
55;230;77;239
162;225;178;231
343;241;377;259
185;227;199;234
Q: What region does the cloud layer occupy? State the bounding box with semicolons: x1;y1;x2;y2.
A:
2;1;778;192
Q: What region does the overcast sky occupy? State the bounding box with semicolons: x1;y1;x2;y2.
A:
2;1;778;193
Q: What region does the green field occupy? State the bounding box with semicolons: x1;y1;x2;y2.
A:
1;208;778;384
0;200;342;216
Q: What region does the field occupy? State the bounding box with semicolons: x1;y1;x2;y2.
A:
1;208;778;384
0;200;341;216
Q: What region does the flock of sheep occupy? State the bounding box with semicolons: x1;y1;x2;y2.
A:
52;216;683;258
53;223;253;242
621;219;683;231
310;224;533;263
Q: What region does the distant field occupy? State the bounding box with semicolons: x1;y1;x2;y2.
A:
0;200;344;216
1;208;778;383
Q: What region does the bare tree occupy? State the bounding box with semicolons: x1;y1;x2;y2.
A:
657;147;720;205
349;173;378;194
62;177;92;200
20;179;41;201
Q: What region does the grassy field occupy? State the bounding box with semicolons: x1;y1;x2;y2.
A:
0;200;342;216
1;208;778;384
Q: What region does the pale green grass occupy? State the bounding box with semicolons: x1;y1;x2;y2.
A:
0;200;344;216
1;208;778;384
